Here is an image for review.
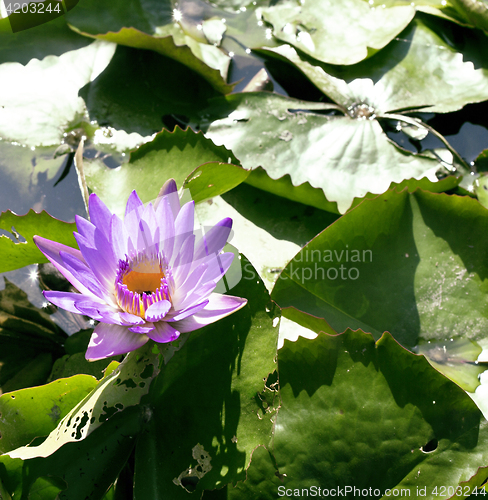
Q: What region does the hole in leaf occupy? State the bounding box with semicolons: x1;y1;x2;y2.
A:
421;438;438;453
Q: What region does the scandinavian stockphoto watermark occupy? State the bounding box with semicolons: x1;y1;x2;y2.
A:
243;246;373;283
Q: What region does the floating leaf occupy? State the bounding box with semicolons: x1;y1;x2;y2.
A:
0;210;77;273
2;406;141;500
65;0;232;92
260;0;415;65
272;189;488;358
0;375;97;454
79;45;220;136
83;127;239;216
0;39;116;146
8;341;159;459
0;15;91;65
204;92;441;213
271;328;488;496
0;279;66;393
262;17;488;114
184;161;250;203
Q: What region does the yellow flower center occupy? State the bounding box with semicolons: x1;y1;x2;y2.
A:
115;253;171;319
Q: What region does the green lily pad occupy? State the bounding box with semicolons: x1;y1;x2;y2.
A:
1;406;141;500
262;16;488;114
83;127;240;216
133;256;279;498
0;210;77;273
8;341;159;460
271;328;488;496
184;161;250;203
0;39;116;147
65;0;232;91
204;92;441;213
79;44;220;136
271;189;488;355
0;15;91;64
260;0;415;65
0;374;97;453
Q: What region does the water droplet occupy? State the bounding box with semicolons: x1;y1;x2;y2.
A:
279;130;293;142
197;24;202;30
228;51;235;58
245;48;251;54
265;28;273;39
257;20;263;26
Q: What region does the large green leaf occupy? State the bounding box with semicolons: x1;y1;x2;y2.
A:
8;341;159;460
195;183;338;292
270;328;488;497
0;375;97;454
259;0;415;65
0;15;91;65
204;92;441;213
0;210;77;273
133;257;279;498
0;39;116;146
65;0;232;91
79;45;220;136
83;127;240;216
0;406;141;500
262;16;488;114
271;189;488;366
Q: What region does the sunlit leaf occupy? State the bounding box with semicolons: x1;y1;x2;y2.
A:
260;0;415;65
8;341;159;459
184;161;250;203
262;17;488;114
0;210;77;273
0;40;116;147
272;190;488;362
65;0;232;91
83;127;239;216
204;92;441;213
0;375;97;453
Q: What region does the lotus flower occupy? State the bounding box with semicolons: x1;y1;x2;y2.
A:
34;180;247;360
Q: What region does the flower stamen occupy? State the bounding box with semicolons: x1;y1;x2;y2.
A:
115;253;171;318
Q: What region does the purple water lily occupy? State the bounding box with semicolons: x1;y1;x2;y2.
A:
34;179;247;360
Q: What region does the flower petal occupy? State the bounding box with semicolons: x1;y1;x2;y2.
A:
171;233;195;284
129;324;155;334
155;196;175;261
86;323;149;361
89;193;114;236
44;290;106;316
59;251;115;306
194;218;232;260
110;214;130;260
145;299;172;322
155;178;180;219
125;190;145;248
168;299;209;322
172;293;247;332
74;232;117;292
33;236;96;298
147;321;180;343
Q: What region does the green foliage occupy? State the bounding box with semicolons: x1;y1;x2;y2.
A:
0;211;77;273
2;0;488;498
